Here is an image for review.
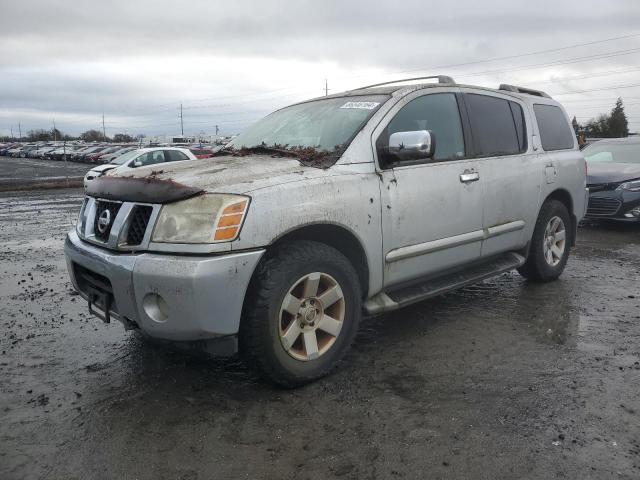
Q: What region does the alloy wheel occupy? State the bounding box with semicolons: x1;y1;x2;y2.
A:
278;272;345;361
543;215;566;267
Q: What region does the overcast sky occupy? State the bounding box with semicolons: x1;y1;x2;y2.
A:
1;0;640;138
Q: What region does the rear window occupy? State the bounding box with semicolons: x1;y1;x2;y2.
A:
533;104;574;151
465;94;524;157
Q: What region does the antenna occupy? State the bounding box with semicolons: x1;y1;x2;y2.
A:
324;78;329;96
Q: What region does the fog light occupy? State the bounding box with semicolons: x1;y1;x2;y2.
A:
142;293;169;323
624;207;640;218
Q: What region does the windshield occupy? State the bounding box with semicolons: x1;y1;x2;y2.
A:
111;149;140;165
583;142;640;164
228;95;388;153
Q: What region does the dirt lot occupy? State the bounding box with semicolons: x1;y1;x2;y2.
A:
1;188;639;480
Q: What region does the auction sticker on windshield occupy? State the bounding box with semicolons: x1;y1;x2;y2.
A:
340;101;380;109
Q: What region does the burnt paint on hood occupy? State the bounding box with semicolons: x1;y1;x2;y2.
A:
86;175;204;204
103;155;327;195
587;162;640;185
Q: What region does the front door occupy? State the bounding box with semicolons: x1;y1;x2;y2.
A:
375;91;485;287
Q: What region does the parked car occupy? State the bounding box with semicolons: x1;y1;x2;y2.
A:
86;146;124;164
15;145;38;157
71;145;99;161
98;147;136;164
189;147;216;159
65;76;587;386
33;146;58;158
583;137;640;221
0;143;21;156
83;147;197;188
45;144;86;161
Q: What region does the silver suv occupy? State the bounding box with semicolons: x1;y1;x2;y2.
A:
65;76;588;386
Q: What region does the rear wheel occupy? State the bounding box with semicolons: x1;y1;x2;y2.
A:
518;199;571;282
240;241;362;387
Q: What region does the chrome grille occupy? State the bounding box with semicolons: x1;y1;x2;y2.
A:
93;200;122;242
586;197;621;217
78;197;160;251
126;205;153;246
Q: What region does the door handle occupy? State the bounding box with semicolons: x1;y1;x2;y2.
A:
459;171;480;183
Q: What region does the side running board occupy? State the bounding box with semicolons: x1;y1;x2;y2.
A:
364;252;525;315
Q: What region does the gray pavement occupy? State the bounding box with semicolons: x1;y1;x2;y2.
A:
0;155;92;180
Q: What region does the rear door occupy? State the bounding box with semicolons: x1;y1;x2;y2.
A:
459;89;540;256
375;89;485;287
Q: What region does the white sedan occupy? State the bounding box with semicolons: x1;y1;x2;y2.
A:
84;147;197;189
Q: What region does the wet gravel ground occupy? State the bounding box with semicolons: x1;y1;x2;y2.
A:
1;188;639;480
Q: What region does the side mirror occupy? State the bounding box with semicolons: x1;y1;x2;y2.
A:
388;130;435;161
133;160;142;168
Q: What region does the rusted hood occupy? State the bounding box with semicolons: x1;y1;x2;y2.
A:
92;155;328;203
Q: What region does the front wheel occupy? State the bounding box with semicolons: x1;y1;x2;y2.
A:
518;199;572;282
240;241;362;387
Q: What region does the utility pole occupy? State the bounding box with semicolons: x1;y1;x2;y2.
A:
215;125;219;136
324;78;329;96
102;112;106;142
53;119;57;142
18;122;21;140
10;126;14;140
180;103;184;136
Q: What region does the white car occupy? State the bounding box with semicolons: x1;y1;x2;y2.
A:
83;147;197;188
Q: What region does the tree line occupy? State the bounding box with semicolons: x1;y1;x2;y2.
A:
0;129;141;143
572;97;629;140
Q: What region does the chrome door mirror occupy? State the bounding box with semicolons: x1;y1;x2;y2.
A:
133;160;142;168
388;130;435;161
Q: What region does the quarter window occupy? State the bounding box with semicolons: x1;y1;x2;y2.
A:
533;104;575;151
465;94;524;157
377;93;465;166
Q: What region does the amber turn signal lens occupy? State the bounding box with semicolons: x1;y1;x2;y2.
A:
214;227;239;241
222;200;248;215
217;213;244;228
212;199;249;242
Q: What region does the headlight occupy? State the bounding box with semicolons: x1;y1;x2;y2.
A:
151;194;250;244
617;179;640;192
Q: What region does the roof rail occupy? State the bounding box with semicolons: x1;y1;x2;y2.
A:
499;84;551;98
351;75;456;91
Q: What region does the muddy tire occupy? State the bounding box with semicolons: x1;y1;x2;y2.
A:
240;240;362;387
518;199;571;282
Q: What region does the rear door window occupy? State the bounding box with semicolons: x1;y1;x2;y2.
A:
533;104;575;151
465;94;523;157
165;150;190;162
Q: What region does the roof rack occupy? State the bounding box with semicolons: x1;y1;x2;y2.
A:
351;75;456;91
498;84;551;98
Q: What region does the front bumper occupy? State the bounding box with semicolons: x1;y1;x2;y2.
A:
586;189;640;221
65;230;264;341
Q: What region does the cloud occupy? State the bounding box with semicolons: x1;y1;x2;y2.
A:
1;0;640;136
